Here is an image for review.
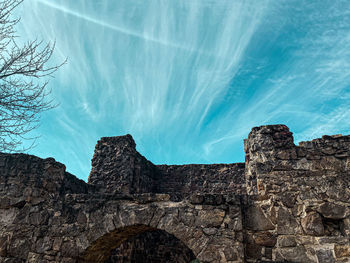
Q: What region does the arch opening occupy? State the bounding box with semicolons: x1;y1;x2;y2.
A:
79;225;197;263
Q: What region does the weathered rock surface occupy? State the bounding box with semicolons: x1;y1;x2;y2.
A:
301;212;324;236
244;125;350;263
0;124;349;262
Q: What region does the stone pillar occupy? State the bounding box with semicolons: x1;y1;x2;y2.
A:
88;135;159;194
243;125;296;262
244;124;294;195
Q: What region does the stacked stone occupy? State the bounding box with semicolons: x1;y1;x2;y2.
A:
79;193;244;263
244;125;350;262
89;135;246;200
157;163;245;201
88;135;159;194
0;153;89;262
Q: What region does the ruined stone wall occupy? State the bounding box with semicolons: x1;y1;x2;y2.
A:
89;135;159;195
0;153;90;262
244;125;350;262
0;152;244;263
0;124;350;263
89;135;246;200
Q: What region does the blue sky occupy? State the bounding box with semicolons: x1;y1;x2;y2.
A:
16;0;350;181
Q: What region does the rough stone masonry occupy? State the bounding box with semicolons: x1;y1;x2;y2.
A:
0;124;349;263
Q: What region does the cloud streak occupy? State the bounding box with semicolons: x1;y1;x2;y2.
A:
35;0;206;54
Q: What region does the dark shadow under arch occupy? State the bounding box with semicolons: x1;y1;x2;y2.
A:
78;225;196;263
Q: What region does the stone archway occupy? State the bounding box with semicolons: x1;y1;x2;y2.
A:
107;229;197;262
78;225;197;263
74;196;243;263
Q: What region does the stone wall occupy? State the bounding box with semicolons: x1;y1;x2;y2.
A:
0;153;244;263
0;124;349;262
89;135;158;194
244;125;350;262
156;163;245;201
89;135;246;200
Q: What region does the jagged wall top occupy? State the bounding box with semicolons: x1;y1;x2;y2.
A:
88;134;158;194
245;124;294;152
88;134;246;198
87;124;350;199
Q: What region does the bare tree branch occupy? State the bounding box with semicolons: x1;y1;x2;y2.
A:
0;0;65;152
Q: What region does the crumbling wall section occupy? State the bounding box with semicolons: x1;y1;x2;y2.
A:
88;135;246;199
88;135;159;194
0;153;89;263
0;153;244;263
244;125;350;262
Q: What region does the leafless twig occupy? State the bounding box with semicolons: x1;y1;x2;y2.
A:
0;0;65;152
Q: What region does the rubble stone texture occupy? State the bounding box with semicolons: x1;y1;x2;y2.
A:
0;124;349;263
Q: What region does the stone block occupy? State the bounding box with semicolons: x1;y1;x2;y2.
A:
334;245;350;258
245;243;262;260
296;235;316;245
277;207;300;235
61;241;79;258
319;202;347;219
35;237;52;253
0;208;17;225
27;252;41;262
189;194;204;205
277;246;315;262
280;192;296;208
277;235;297;247
245;205;274;231
341;217;350;236
223;246;239;261
316;249;335;263
254;232;276;247
301;212;324;236
318;236;349;245
263;247;273;259
0;237;7;257
203;228;217;235
8;239;30;259
196;209;225;227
